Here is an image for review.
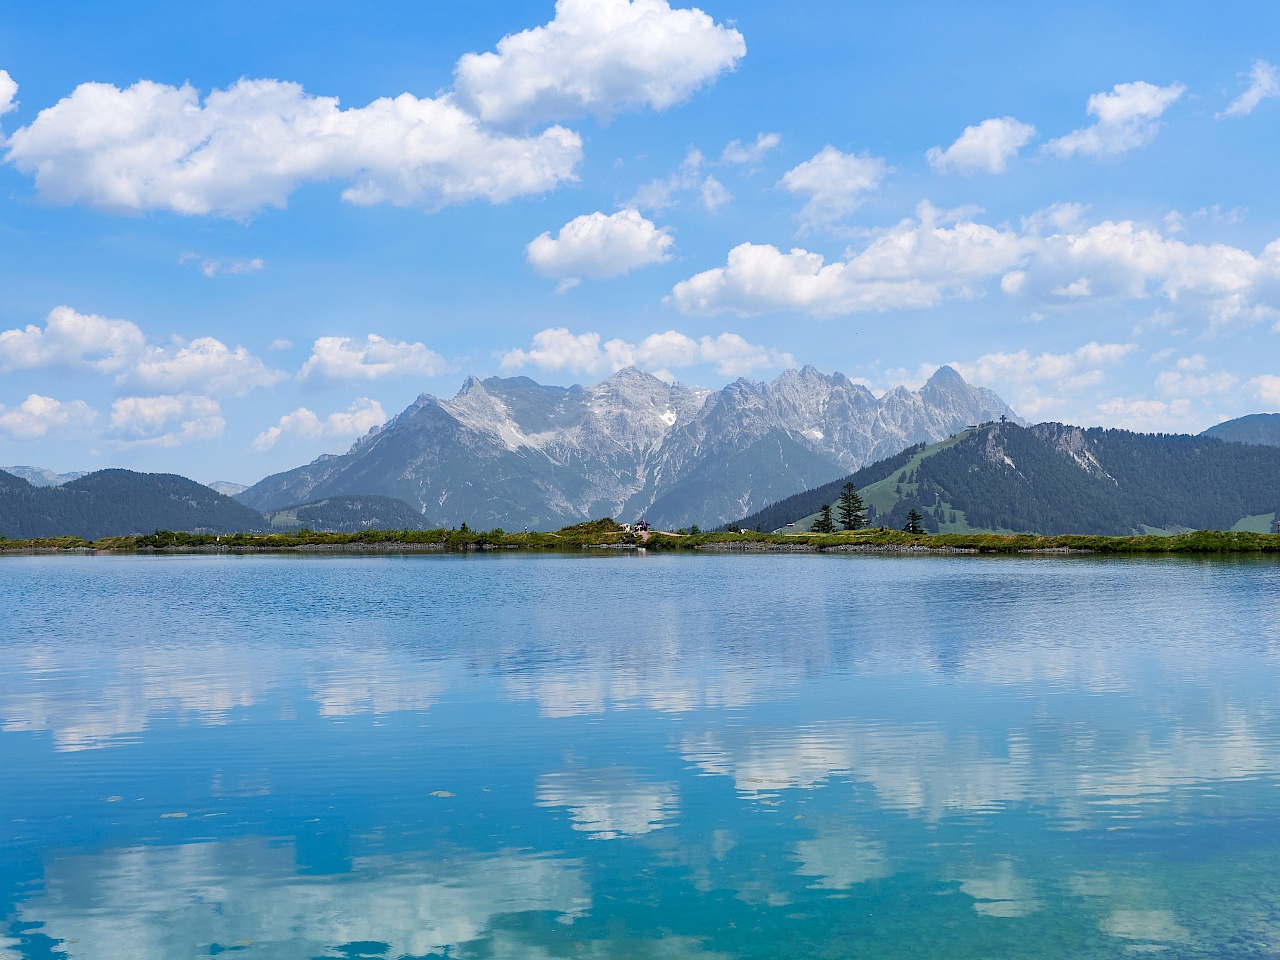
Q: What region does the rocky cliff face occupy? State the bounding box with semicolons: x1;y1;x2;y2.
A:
238;365;1019;529
1030;422;1114;480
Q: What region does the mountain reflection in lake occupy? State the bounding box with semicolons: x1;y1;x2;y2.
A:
2;552;1279;959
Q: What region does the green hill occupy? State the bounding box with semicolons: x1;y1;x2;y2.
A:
0;469;269;539
725;442;926;533
263;495;430;532
736;422;1280;536
1202;413;1280;447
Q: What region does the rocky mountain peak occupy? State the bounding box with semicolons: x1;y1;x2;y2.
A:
441;377;533;451
454;374;488;397
924;364;966;389
603;365;660;384
769;365;828;389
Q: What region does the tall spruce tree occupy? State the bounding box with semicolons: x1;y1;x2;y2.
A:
813;504;835;533
836;482;866;530
903;508;925;535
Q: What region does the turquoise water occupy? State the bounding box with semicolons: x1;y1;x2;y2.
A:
2;553;1280;959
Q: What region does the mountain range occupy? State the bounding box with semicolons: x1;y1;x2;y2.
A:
3;465;87;487
738;421;1280;536
6;379;1275;539
236;365;1018;529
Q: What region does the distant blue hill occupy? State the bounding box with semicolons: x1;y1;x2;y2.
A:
0;469;268;539
1201;413;1280;447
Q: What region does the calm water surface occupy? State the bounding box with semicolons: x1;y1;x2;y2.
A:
2;552;1280;959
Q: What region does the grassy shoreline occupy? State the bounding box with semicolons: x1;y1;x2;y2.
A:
1;521;1278;555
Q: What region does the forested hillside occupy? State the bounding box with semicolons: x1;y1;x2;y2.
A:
737;422;1280;536
1202;413;1280;447
264;496;430;532
729;443;925;532
0;469;269;539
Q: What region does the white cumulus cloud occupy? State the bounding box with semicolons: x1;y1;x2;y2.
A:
1096;396;1194;432
453;0;745;126
671;204;1028;317
297;335;448;383
3;2;748;217
252;398;385;451
109;395;225;447
927;117;1036;174
131;338;287;397
722;132;781;165
1012;217;1280;326
671;203;1280;326
0;70;17;118
0;394;97;440
0;305;146;373
957;342;1136;385
500;327;793;377
952;341;1137;419
1249;374;1280;406
526;209;673;287
3;76;582;218
778;146;888;225
1045;81;1186;158
0;306;285;396
1221;60;1280;118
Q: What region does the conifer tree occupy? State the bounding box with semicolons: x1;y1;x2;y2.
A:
813;504;835;533
903;508;924;534
837;482;866;530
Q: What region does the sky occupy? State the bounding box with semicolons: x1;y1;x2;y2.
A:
1;0;1279;484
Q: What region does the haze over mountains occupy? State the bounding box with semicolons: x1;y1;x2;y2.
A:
237;365;1019;529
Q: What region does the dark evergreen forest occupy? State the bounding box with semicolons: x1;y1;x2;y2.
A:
1202;413;1280;447
0;469;269;539
264;495;429;532
737;423;1280;536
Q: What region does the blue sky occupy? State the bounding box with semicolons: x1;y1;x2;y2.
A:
1;0;1278;483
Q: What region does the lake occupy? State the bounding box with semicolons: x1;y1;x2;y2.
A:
2;552;1279;959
